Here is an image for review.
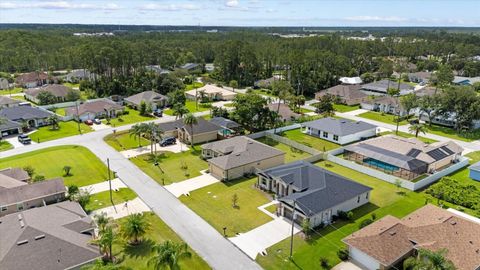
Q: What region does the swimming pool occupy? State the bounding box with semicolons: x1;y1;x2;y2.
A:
363;158;399;172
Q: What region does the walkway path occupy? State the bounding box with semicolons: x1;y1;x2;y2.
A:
90;197;151;220
164;171;219;197
80;178;127;195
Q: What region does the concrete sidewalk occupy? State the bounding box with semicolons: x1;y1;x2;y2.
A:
80;178;127;195
90;197;151;220
164;171;219;197
120;142;190;158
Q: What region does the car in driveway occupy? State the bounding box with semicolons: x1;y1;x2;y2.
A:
84;119;93;125
153;109;163;117
93;118;101;125
160;137;176;147
18;134;31;144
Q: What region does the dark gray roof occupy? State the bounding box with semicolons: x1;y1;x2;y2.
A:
0;119;21;131
361;79;414;94
0;201;98;270
180;63;200;70
124;91;167;106
159;117;219;135
209;117;241;129
469;161;480;172
302;117;377;136
65;69;94;81
0;106;52;121
0;178;65;206
145;65;170;74
202;136;285;170
264;161;371;216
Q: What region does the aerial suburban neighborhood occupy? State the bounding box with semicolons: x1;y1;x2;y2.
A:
1;1;480;270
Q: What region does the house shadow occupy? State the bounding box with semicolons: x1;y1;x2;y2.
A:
123;238;155;259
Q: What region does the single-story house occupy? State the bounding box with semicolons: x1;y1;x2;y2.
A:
315;84;367;105
0;78;9;90
205;63;215;73
339;76;363;85
65;69;95;83
179;63;201;72
361;79;414;96
344;135;463;180
452;76;480;86
407;71;432;84
209;117;241;137
0;105;53;128
343;204;480;270
301;117;377;145
0;95;22;108
145;65;170;75
24;84;79;104
124;90;168;110
469;161;480;181
0;119;22;138
66;99;124;122
185;84;237;101
0;170;65;217
15;71;56;88
253;75;284;89
158;117;219;145
0;201;99;270
360;95;408;116
201;136;285;181
267;103;300;122
257;160;372;227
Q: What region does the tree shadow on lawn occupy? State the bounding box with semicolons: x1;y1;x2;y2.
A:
123;238;156;259
305;202;379;245
222;176;256;188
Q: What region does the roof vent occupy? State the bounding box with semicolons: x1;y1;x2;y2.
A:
450;220;457;225
389;231;396;236
34;235;45;240
16;240;28;245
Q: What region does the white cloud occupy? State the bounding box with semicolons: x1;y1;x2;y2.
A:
140;3;200;11
344;16;408;22
0;1;120;10
225;0;239;7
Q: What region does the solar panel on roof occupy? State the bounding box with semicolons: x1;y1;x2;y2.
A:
427;149;448;161
440;146;454;155
406;148;422;158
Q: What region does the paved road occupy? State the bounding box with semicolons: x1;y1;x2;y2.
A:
0;115;262;270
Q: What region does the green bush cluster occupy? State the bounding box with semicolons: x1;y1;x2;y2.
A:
426;177;480;210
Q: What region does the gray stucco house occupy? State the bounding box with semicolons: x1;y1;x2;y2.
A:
0;105;53;128
124;90;168;111
257;161;372;227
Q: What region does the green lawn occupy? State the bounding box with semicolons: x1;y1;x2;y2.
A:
62;82;80;89
11;95;27;102
29;121;93;142
130;149;208;185
104;131;150;151
0;145;109;187
0;141;13;152
55;107;67;116
103;108;155;127
179;177;273;237
358;111;408;125
256;137;311;162
379;131;438;144
440;151;480;189
280;128;340;151
0;87;23;95
333;103;360;113
423;124;480;142
252;89;277;97
164;100;212;115
297;107;314;114
257;161;426;269
86;188;137;212
113;213;210;270
265;204;277;214
185;82;204;90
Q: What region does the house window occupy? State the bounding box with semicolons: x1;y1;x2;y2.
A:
0;206;6;212
323;132;328;138
366;193;369;199
357;196;360;203
333;135;339;141
261;178;267;185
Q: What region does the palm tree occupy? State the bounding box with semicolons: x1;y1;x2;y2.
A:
409;123;427;137
403;248;456;270
120;213;150;245
129;123;147;148
183;113;197;147
94;224;116;262
47;114;60;130
147;241;192;270
145;122;163;155
94;213;111;232
172;104;189;119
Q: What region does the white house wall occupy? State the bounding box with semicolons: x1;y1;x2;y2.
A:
306;127;376;145
349;247;381;270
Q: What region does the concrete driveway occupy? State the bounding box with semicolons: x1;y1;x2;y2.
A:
229;217;300;259
80;178;127;195
120;142;190;158
90;197;151;220
332;261;364;270
91;123;110;131
164;171;219;197
4;136;37;148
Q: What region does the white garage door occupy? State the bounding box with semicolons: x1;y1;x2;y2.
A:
349;247;381;270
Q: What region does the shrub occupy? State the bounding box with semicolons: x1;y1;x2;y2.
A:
337;211;348;220
33;175;46;182
359;219;374;229
23;165;35;177
426;177;480;211
337;248;349;261
347;211;354;220
319;257;330;269
371;213;377;220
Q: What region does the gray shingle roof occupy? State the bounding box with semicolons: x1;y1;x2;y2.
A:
202;136;284;170
265;161;371;216
302;117;377;136
66;99;123;116
124;91;167;106
24;84;75;98
361;79;414;94
158;117;219;135
0;119;21;131
0;178;65;206
209;117;240;129
0;201;98;270
0;96;22;106
0;106;52;121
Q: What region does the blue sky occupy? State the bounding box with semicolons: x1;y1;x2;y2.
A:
0;0;479;27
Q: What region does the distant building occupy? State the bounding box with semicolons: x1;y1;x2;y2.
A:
361;79;414;96
66;99;124;122
339;76;363;85
185;84;237;101
24;84;79;104
145;65;170;75
407;71;432;84
315;84;367;105
452;76;480;86
65;69;95;83
266;103;300;122
360;95;408;116
15;72;56;88
124;91;168;111
179;63;201;72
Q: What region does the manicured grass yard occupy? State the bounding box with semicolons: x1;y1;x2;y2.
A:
179;177;273;237
0;87;23;95
113;213;210;270
358;111;408;125
104;131;150;151
11;95;27;102
55;107;67;116
103;108;155;127
252;89;277;97
130;149;208;185
423;124;480;142
29;121;93;142
265;204;278;214
0;141;13;152
379;131;438;144
256;137;311;162
86;188;137;212
164;100;211;115
333;103;359;112
0;145;109;186
185;82;204;90
62;82;80;89
280;128;340;151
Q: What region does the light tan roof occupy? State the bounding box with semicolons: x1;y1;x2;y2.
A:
343;204;480;270
24;84;74;98
185;84;237;98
